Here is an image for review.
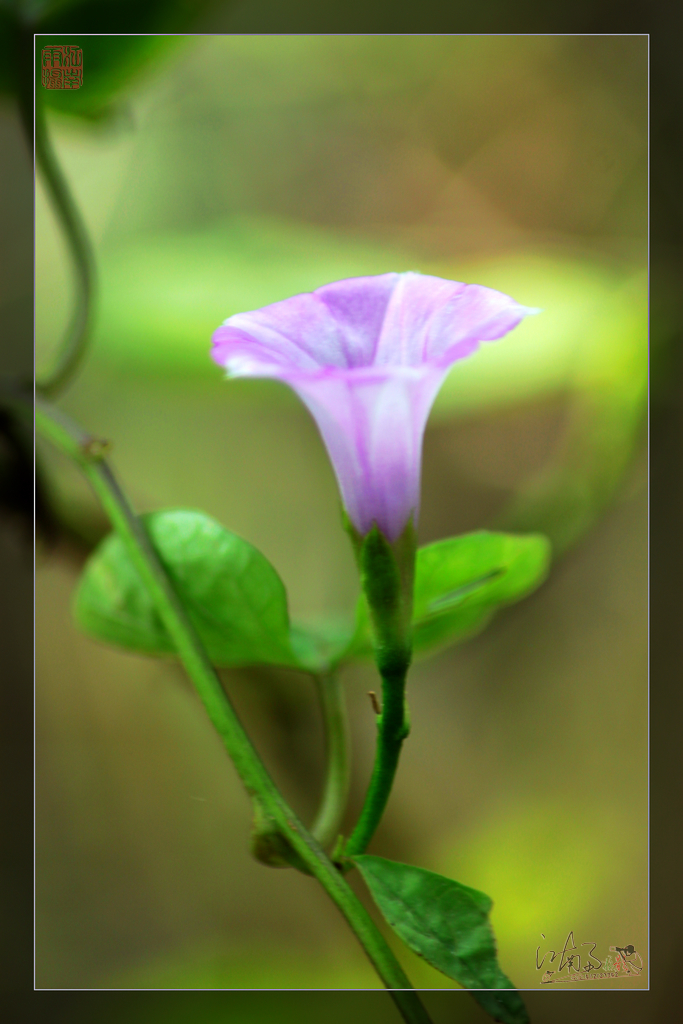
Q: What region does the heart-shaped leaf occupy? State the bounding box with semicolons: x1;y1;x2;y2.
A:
354;855;528;1024
73;508;302;668
346;530;550;660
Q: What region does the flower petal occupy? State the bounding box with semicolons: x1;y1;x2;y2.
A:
281;366;447;540
424;281;537;364
212;273;402;373
374;272;536;367
211;272;537;539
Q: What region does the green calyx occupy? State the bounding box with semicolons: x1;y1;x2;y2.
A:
345;515;416;678
341;517;416;857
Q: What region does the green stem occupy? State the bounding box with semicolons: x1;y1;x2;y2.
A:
26;87;96;397
343;524;414;859
310;671;351;849
25;391;434;1024
343;666;409;858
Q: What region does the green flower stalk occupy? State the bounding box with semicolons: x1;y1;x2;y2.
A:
342;519;416;858
211;272;536;859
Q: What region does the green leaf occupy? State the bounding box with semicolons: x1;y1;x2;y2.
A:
354;855;528;1024
1;4;217;107
34;32;186;121
347;530;550;660
73;508;302;668
412;531;550;655
32;4;222;118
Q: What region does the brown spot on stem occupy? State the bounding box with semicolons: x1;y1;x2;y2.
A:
368;690;382;715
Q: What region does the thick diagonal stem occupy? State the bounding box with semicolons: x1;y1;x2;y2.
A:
25;392;434;1024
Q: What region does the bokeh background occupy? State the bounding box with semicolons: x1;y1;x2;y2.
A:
30;34;647;997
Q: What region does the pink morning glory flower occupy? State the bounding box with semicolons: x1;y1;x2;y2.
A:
211;272;537;541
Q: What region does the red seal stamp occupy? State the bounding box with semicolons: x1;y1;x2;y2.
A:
41;45;83;90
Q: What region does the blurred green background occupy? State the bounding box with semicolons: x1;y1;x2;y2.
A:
33;35;646;994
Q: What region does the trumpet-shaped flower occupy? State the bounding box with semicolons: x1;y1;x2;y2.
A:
212;272;536;541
